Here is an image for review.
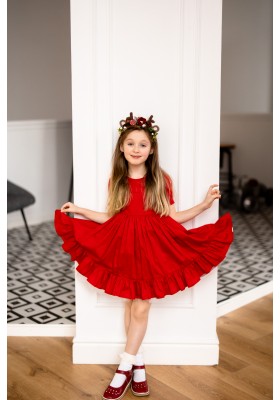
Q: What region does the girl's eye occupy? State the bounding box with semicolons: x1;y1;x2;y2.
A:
141;144;147;147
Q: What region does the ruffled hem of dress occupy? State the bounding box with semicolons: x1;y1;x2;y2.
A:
54;210;234;300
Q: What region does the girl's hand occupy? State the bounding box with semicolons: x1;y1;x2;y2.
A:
203;184;221;209
61;202;80;214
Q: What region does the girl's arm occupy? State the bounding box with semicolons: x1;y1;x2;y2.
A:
60;202;111;224
169;184;221;224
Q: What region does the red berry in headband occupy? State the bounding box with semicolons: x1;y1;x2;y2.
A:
118;112;159;141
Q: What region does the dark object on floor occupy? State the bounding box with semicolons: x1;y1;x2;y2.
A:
236;178;273;212
220;172;273;212
7;180;36;240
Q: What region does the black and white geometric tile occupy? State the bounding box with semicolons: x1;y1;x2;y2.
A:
218;205;272;302
7;221;76;324
7;205;272;324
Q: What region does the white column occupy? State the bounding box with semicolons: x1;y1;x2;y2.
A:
70;0;223;365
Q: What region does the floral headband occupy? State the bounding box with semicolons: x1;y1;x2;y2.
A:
118;112;160;141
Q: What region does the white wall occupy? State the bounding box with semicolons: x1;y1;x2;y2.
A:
71;0;223;365
7;0;272;121
7;0;72;121
221;0;272;114
7;120;72;228
220;113;272;187
220;0;272;187
7;0;272;194
7;0;73;228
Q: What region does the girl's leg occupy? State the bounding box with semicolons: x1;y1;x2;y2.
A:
109;299;151;388
124;299;151;383
124;299;151;355
124;299;133;337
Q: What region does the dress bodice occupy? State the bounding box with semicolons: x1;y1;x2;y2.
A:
122;176;151;215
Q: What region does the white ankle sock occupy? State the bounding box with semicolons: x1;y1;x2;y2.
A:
120;351;137;364
110;352;135;388
133;351;146;383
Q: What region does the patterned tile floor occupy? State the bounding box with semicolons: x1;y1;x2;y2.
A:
7;222;76;324
7;205;272;324
218;205;272;302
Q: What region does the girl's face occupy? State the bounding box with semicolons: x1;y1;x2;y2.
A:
120;130;153;166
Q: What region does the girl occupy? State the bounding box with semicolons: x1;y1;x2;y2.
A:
54;112;233;400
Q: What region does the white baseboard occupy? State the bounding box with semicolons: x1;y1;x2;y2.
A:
72;340;219;365
217;281;273;317
7;282;273;337
7;323;75;337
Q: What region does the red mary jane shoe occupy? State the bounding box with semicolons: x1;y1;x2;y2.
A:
102;368;133;400
131;365;150;397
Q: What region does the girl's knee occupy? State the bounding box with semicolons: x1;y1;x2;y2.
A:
131;299;151;319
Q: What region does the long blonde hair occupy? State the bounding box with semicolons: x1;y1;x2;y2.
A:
107;127;173;217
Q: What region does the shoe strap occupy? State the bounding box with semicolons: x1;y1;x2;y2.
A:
133;365;145;369
116;369;132;377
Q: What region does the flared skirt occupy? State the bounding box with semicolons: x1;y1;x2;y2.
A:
54;210;234;300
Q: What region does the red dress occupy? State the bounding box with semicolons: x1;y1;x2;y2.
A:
54;176;234;300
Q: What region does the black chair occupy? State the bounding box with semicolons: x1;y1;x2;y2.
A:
7;180;36;240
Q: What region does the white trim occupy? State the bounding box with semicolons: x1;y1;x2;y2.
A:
7;324;75;337
217;281;273;317
220;113;272;123
7;119;72;132
73;340;219;365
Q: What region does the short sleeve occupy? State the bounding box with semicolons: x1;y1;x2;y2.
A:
165;175;175;205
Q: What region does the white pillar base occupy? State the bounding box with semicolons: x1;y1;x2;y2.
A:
72;338;219;365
